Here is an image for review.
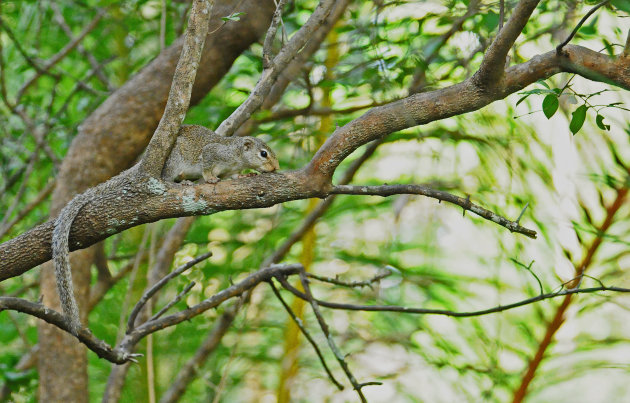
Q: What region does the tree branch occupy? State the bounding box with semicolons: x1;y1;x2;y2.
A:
474;0;540;87
126;251;212;332
215;0;336;136
276;276;630;318
1;45;629;281
298;270;371;402
331;184;537;238
556;0;610;55
139;0;214;176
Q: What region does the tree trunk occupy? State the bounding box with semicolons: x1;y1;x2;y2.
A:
37;1;276;400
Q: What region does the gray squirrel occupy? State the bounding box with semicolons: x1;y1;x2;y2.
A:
52;125;279;335
162;125;279;183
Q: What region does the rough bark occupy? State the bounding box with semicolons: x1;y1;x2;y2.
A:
35;1;276;401
1;45;629;282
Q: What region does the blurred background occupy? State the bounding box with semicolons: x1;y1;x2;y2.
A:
0;0;629;402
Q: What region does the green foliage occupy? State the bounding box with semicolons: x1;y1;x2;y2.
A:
570;104;588;134
1;1;629;402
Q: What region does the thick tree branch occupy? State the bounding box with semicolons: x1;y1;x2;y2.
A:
1;45;628;281
474;0;540;86
139;0;213;176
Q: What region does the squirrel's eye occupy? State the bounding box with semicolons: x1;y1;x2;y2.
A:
260;150;268;158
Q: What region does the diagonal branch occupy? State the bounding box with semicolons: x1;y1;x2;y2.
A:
474;0;540;87
15;8;106;103
215;0;336;136
297;269;372;402
268;280;344;390
139;0;214;176
331;184;537;238
126;251;212;332
2;45;629;281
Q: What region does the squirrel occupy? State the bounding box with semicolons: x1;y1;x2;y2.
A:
162;125;280;183
52;125;279;336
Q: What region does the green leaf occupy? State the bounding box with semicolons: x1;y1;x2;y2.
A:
222;12;245;22
518;88;555;96
596;114;611;131
542;94;559;119
570;105;588;135
611;0;630;13
516;94;530;107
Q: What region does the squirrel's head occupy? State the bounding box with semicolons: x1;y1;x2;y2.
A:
242;137;280;173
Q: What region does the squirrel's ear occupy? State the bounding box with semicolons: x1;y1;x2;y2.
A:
243;138;254;150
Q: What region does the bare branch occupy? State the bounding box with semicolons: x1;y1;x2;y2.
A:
556;0;610;55
139;0;214;176
474;0;540;87
298;270;373;402
277;276;630;318
215;0;336;136
118;264;303;352
262;0;290;68
307;268;392;289
331;184;537;238
0;179;54;239
50;3;114;91
149;281;195;322
269;280;344;390
127;251;212;332
0;297;133;363
15;8;106;102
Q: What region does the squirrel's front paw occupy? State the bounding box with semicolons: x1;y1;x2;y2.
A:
203;176;220;184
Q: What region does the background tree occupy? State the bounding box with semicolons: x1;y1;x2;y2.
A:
0;0;629;402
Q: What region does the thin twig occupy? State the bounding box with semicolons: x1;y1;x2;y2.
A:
0;179;55;238
307;269;392;289
16;8;106;102
51;3;114;91
331;184;537;238
298;270;371;402
268;280;344;390
556;0;610;55
278;276;630;318
127;251;212;332
149;281;196;322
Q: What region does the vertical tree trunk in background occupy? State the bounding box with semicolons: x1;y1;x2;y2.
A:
37;1;276;401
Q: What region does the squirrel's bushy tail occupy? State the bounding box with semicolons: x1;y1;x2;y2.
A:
52;193;89;337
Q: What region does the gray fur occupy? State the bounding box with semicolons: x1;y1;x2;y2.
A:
52;191;93;336
162;125;279;183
